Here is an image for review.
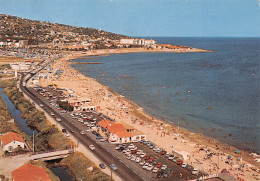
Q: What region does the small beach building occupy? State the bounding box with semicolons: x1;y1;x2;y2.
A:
12;164;51;181
0;132;27;152
108;124;133;143
97;120;146;143
67;98;95;111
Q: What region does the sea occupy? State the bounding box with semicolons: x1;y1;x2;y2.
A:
71;37;260;154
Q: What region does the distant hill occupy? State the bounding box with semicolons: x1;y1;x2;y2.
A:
0;14;129;45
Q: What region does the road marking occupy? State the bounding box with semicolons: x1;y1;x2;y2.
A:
133;171;137;175
119;160;122;163
126;165;129;168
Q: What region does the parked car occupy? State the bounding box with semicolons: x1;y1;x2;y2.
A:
157;171;164;178
99;163;106;169
140;153;146;158
163;168;172;178
165;153;170;158
148;157;154;163
156;162;162;168
161;165;167;170
160;151;167;155
96;136;104;139
142;163;149;170
186;164;194;171
177;160;183;165
181;162;187;168
144;155;151;160
139;161;145;166
80;130;85;135
146;164;154;171
168;155;174;160
89;145;95;151
131;150;137;154
172;157;179;163
135;157;141;163
152;167;159;173
192;168;199;175
152;159;159;165
110;164;118;171
56;118;61;122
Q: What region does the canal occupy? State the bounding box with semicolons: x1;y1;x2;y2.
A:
0;87;74;180
0;87;38;136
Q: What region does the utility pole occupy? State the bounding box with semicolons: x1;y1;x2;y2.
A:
33;130;35;153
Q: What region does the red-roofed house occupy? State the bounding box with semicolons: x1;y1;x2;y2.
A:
107;123;133;143
0;132;27;152
98;119;146;143
12;164;51;181
97;119;116;132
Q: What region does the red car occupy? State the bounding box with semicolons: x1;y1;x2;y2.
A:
156;162;162;168
177;160;183;165
160;151;167;155
131;150;137;154
144;155;151;160
148;157;154;162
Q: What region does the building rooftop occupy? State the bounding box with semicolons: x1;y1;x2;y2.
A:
0;132;25;146
98;119;116;129
12;164;51;181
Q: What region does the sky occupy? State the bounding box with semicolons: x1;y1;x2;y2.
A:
0;0;260;37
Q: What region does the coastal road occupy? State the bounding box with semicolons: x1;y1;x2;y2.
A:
19;73;143;181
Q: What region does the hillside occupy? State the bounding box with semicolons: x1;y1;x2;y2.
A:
0;14;128;45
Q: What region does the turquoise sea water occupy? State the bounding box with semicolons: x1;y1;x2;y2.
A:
71;37;260;153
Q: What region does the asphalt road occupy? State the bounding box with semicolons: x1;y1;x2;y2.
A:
20;73;143;181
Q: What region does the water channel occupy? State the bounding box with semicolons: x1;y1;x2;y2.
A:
0;87;74;180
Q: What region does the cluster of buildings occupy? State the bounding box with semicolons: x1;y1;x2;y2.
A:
0;40;28;48
120;38;156;48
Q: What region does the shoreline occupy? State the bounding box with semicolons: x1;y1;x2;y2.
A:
40;49;259;180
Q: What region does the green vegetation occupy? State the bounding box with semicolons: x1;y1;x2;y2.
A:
57;100;74;111
0;64;11;69
61;152;111;181
30;161;60;181
0;79;15;88
4;85;72;151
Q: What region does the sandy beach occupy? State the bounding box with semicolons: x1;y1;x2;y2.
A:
40;49;259;181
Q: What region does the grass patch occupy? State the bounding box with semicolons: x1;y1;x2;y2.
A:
61;152;111;181
0;79;15;88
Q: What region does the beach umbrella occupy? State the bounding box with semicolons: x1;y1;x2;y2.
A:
228;155;232;159
235;150;240;154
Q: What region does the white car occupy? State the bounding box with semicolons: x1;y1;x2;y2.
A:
80;131;85;135
181;162;187;168
168;155;174;160
51;112;54;116
126;155;131;160
131;156;136;161
135;157;141;163
161;165;167;170
146;165;154;171
139;161;145;166
136;150;143;155
89;145;95;151
192;168;199;175
142;163;149;169
56;118;61;122
140;153;146;158
128;144;135;149
152;167;159;173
